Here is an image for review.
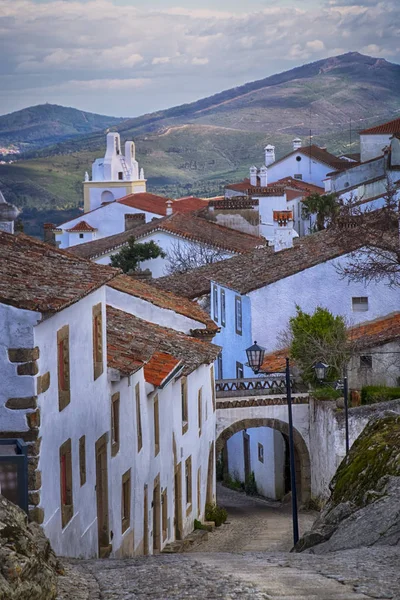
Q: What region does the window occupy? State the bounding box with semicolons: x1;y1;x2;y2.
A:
136;383;142;452
198;388;202;436
162;489;168;541
360;355;373;369
181;377;188;434
79;436;86;486
118;171;123;180
210;366;216;412
220;289;226;326
295;156;302;162
79;233;84;239
121;469;131;534
213;285;219;322
154;395;160;456
217;353;223;380
92;304;104;380
236;362;244;379
294;174;303;180
111;392;120;457
258;443;264;463
185;456;192;508
197;467;201;517
235;296;242;335
59;439;73;528
352;297;369;312
57;325;70;411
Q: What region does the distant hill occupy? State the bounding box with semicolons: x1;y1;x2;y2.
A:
1;52;400;236
0;104;123;153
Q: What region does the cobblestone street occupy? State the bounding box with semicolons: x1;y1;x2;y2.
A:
56;484;400;599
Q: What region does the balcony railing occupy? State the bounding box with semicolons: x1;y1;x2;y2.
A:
215;376;295;398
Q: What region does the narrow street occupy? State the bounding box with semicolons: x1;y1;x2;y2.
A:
56;484;400;600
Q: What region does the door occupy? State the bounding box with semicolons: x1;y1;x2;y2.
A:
206;441;215;505
153;479;161;552
95;434;110;558
243;432;251;482
174;463;183;540
143;484;149;555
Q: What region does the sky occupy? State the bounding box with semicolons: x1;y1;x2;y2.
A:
0;0;399;117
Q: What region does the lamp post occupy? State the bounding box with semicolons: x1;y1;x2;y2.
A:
246;342;299;546
313;363;349;455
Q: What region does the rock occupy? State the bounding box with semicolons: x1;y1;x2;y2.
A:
0;494;61;599
295;411;400;554
335;397;344;409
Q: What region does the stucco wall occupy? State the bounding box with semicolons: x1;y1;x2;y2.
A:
267;154;332;187
0;303;40;432
360;134;392;162
329;156;385;194
347;340;400;389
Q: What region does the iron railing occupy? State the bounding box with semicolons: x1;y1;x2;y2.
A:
215;376;294;398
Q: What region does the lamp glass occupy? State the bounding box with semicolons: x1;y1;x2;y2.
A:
246;341;265;374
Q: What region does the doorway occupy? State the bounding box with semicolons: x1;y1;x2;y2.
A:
153;477;161;552
95;434;110;558
143;484;149;555
174;463;183;540
243;431;251;481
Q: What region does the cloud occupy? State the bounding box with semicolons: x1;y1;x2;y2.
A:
0;0;399;116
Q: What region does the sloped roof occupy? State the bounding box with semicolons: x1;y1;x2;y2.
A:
271;144;350;171
144;352;182;387
225;176;323;199
360;117;400;135
66;220;97;232
0;232;117;313
106;305;220;378
107;274;218;333
117;193;209;216
174;196;211;212
69;212;266;260
155;218;397;297
261;348;288;373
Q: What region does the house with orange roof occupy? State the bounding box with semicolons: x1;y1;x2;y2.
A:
0;229;220;559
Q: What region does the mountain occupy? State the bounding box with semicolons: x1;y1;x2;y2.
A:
0;104;123;153
1;52;400;236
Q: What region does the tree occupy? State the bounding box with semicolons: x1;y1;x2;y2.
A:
333;180;400;288
110;237;166;273
165;240;226;274
302;192;340;231
288;306;349;384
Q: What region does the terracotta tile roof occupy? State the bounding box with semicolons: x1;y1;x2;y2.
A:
0;232;118;313
107;274;218;333
106;305;220;378
174;197;210;212
360;117;400;135
271;145;349;171
225;178;286;196
348;313;400;348
225;177;323;200
155;218;398;298
66;220;97;232
144;352;182;387
261;313;400;372
274;177;324;195
69;212;266;260
117;193;172;216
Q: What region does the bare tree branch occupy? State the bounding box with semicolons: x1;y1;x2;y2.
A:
165;240;227;274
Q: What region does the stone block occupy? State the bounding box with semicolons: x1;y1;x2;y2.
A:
8;347;40;363
28;465;41;491
37;372;51;394
29;507;44;525
27;410;41;430
6;397;37;410
17;362;39;376
27;437;42;457
28;491;41;506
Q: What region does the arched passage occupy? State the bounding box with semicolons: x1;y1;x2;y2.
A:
216;418;311;503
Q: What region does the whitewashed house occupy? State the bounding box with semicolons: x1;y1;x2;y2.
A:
69;211;266;278
0;231;220;558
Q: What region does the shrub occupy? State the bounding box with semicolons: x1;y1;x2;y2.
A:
312;387;342;401
223;472;244;492
194;519;208;531
205;503;228;527
244;471;258;496
361;385;400;405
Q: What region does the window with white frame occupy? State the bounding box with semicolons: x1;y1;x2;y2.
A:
235;295;242;335
352;297;368;312
213;285;219;322
217;353;223;380
220;289;226;326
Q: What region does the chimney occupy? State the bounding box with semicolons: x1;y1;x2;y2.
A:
293;138;302;151
264;144;275;166
43;223;56;245
250;166;258;187
125;213;146;231
126;268;153;281
259;166;268;187
272;210;294;252
0;190;20;235
166;200;173;216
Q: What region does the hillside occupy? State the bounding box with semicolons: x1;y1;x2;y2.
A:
1;52;400;236
0;104;123;154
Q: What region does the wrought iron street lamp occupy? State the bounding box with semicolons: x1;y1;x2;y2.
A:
313;362;349;455
246;344;299;546
245;341;265;374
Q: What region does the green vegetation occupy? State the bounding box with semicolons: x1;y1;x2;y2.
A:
223;474;244;492
193;519;209;531
109;238;166;273
289;306;348;384
331;414;400;507
205;503;228;527
361;386;400;405
244;472;258;496
302;193;340;231
312;387;342;401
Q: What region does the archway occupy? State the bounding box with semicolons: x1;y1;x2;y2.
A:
101;190;114;204
216;418;311;503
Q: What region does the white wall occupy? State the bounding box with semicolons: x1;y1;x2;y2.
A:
249;427;285;500
249;254;400;353
226;432;245;481
329;156;385;194
105;286;207;335
268;154;332;187
348;340;400;390
360;134;392;162
0;303;40;432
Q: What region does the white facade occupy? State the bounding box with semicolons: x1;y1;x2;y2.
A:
267;153;333;188
360;133;392;162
